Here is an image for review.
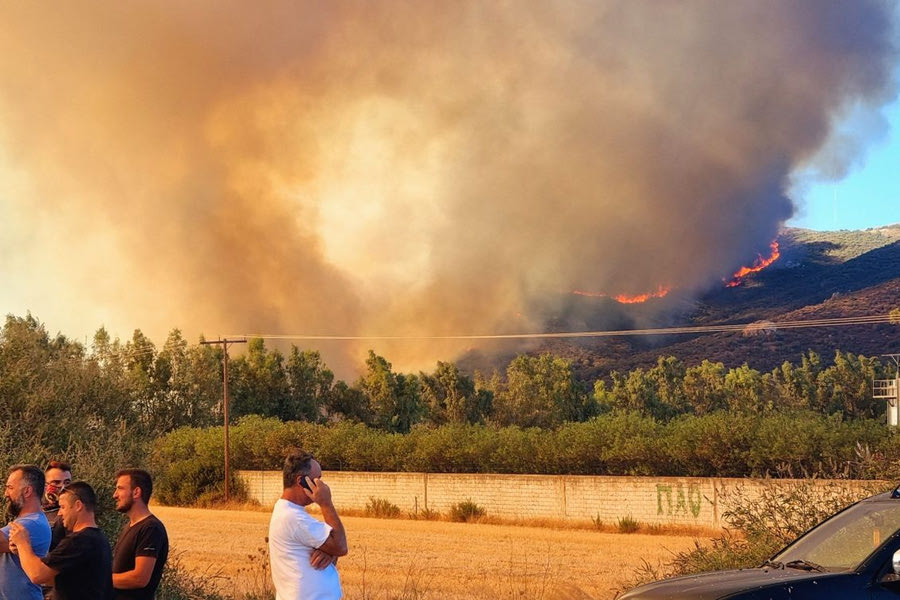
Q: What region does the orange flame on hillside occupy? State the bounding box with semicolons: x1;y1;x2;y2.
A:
573;285;671;304
614;285;672;304
726;241;780;287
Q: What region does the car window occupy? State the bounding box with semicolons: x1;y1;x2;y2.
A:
773;500;900;570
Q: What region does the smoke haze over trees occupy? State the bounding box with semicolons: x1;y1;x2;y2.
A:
3;309;900;506
1;2;898;376
2;311;897;436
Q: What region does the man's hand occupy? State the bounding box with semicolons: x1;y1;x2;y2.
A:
8;522;31;553
8;522;58;586
303;474;348;558
309;548;337;570
302;476;334;507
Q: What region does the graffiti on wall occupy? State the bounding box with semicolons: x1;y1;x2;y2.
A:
657;483;703;518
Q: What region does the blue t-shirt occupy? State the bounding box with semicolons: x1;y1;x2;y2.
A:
0;511;52;600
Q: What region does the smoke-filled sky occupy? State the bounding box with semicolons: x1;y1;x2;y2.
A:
1;1;897;373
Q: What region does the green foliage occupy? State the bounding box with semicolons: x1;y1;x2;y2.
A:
284;348;335;422
358;351;423;433
419;361;491;425
151;410;897;501
365;497;402;518
5;310;900;508
493;354;594;427
230;338;291;419
0;315;133;450
449;499;486;522
148;423;248;505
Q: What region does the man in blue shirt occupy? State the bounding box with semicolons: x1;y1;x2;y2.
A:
1;465;52;600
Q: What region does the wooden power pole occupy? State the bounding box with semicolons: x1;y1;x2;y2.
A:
200;337;247;501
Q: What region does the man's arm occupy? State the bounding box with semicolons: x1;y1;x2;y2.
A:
113;556;157;589
0;529;10;553
309;548;338;570
7;522;58;585
305;477;348;557
316;503;348;557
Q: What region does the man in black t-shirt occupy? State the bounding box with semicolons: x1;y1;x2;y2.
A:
10;481;113;600
111;469;168;600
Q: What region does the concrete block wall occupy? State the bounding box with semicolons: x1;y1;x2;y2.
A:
238;470;882;529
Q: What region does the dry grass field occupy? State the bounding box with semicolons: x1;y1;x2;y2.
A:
153;505;708;600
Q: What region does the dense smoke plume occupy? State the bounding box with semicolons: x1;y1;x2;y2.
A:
0;1;896;373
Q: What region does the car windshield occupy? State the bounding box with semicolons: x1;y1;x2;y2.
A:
771;498;900;571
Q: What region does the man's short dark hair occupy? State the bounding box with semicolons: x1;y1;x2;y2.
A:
282;448;314;489
10;465;45;498
116;468;153;504
61;481;98;512
45;460;72;473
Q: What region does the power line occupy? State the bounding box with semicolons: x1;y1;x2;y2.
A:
228;313;897;342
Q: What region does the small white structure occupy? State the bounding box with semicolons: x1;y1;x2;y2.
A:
874;355;900;427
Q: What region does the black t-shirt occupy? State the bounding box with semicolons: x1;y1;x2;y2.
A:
49;519;66;551
42;526;113;600
112;514;169;600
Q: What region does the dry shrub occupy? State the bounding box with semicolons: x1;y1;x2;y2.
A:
622;479;887;594
616;516;640;534
364;497;401;518
235;543;276;600
449;499;486;523
156;552;228;600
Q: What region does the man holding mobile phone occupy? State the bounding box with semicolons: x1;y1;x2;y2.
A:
268;449;348;600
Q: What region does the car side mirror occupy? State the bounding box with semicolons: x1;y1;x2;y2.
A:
882;550;900;584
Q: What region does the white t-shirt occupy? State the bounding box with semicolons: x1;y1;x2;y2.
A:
268;498;342;600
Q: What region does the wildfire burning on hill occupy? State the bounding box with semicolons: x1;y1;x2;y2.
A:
726;241;782;287
573;240;780;304
0;2;896;374
573;285;672;304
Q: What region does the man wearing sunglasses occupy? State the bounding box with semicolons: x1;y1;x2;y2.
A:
10;482;113;600
269;449;348;600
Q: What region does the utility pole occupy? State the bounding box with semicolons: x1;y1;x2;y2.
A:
874;354;900;428
200;337;247;501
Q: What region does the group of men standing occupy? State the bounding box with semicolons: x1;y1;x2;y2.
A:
3;449;348;600
0;462;169;600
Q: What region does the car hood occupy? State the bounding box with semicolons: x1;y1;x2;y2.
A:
619;566;844;600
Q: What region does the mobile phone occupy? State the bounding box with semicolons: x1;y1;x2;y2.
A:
299;476;313;491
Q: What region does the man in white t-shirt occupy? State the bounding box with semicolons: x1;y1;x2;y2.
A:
268;449;348;600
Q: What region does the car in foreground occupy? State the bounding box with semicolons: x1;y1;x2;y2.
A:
619;487;900;599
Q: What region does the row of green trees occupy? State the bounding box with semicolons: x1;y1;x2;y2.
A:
149;412;900;503
2;313;898;445
596;352;886;421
